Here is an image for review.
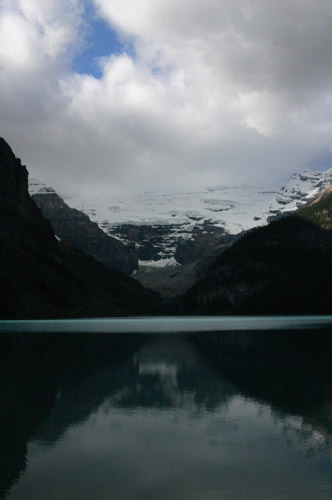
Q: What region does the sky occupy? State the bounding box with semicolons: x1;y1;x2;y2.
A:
1;0;332;196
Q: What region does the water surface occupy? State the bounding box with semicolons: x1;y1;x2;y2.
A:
2;315;332;333
1;328;332;499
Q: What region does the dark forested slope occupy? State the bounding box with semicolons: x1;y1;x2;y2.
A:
179;191;332;315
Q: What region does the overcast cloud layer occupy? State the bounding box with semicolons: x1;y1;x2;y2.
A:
1;0;332;195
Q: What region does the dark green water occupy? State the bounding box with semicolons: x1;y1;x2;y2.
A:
1;326;332;499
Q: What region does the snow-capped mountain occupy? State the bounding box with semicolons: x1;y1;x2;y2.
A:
29;178;56;196
65;186;277;236
269;169;332;216
62;169;331;260
29;169;332;297
29;168;332;269
62;186;278;268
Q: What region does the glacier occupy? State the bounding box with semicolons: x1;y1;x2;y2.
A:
29;168;332;269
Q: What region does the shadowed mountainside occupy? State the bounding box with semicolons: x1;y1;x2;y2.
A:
179;191;332;315
0;137;159;319
31;187;138;275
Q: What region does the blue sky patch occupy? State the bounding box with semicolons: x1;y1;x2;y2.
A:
72;7;135;78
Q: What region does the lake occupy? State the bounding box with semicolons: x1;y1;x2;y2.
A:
0;317;332;499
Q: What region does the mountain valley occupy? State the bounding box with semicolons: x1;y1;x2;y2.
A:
3;133;332;317
30;168;332;297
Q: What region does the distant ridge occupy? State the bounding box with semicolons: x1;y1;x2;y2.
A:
29;179;138;275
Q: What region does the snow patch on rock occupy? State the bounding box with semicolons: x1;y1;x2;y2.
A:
138;257;180;268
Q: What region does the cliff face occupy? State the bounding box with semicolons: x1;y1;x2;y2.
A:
179;191;332;315
0;138;59;258
0;138;159;319
31;187;138;274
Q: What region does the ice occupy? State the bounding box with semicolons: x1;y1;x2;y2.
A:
138;257;180;267
64;187;278;236
29;168;332;268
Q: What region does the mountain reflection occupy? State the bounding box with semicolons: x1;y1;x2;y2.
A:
1;330;332;500
33;337;236;450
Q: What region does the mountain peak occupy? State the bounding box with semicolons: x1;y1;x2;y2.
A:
28;178;57;196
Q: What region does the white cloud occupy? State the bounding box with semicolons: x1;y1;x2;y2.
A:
1;0;332;195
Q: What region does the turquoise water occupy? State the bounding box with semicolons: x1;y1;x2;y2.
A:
1;325;332;499
1;315;332;332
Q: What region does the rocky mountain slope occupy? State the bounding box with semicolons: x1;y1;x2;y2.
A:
0;138;159;319
268;169;332;217
29;180;138;274
29;167;332;297
63;168;332;263
178;188;332;315
64;186;277;261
